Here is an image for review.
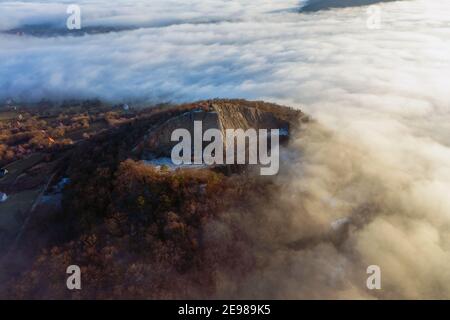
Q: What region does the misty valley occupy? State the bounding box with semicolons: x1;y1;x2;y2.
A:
0;0;449;303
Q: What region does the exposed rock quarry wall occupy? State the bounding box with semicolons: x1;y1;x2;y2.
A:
212;102;289;133
142;100;304;158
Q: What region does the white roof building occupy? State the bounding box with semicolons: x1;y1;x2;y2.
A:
0;192;8;202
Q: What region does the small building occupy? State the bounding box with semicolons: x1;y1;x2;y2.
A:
0;192;8;202
0;168;8;178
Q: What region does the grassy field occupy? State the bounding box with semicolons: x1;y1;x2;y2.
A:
1;153;45;185
0;188;41;229
0;187;42;254
0;110;19;121
0;153;58;255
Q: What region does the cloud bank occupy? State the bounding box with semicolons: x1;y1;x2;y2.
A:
1;0;450;298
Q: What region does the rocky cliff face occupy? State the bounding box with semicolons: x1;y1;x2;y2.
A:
139;99;306;158
214;101;289;132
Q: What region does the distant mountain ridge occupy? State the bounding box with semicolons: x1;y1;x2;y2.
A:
301;0;400;12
